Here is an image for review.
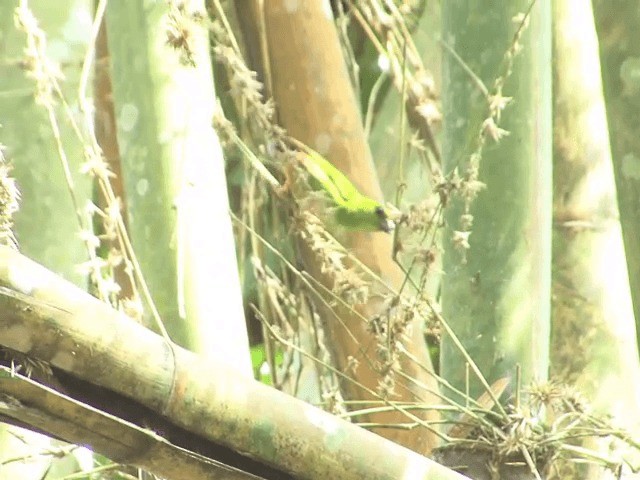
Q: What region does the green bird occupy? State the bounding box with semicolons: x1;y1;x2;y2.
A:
294;146;395;233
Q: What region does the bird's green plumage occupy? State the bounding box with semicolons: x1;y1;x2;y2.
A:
297;150;394;233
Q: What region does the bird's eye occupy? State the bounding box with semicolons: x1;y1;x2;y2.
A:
375;206;385;217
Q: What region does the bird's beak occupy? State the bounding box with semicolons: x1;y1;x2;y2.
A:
374;205;396;233
380;218;396;233
379;204;401;233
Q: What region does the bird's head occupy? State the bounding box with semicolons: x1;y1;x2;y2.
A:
335;197;396;233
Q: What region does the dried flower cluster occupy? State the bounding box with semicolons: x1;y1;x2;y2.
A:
369;297;417;397
350;0;442;166
209;16;281;141
14;4;145;322
439;380;640;477
296;212;370;306
0;148;19;249
447;8;534;260
165;1;205;67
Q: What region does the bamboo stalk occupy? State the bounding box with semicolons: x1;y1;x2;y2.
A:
0;246;467;480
